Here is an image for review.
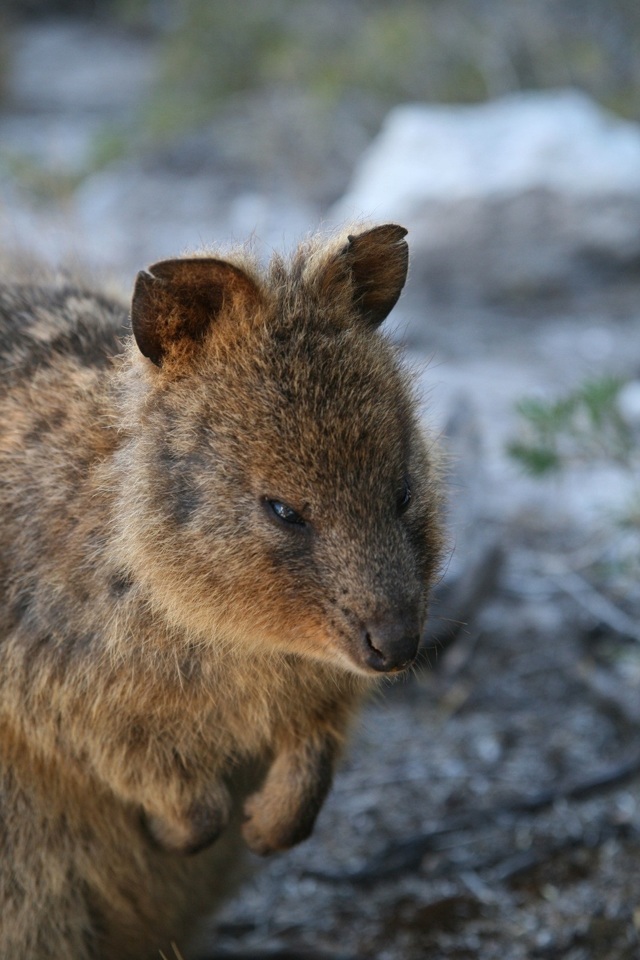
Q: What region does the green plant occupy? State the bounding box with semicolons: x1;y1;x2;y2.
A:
508;375;640;623
507;375;634;476
0;150;83;202
132;0;640;146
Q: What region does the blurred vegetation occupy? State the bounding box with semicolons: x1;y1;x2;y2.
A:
118;0;640;134
2;0;640;200
508;376;634;476
508;376;640;614
508;374;640;560
0;149;85;200
5;0;640;125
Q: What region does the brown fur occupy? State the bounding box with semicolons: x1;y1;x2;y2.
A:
0;225;444;959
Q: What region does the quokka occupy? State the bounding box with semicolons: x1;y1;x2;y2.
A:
0;224;444;959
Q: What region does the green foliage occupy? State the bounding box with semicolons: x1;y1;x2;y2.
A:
507;376;634;476
147;0;294;134
123;0;640;143
0;150;83;202
7;1;640;192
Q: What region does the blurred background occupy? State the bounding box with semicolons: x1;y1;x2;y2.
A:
2;2;640;958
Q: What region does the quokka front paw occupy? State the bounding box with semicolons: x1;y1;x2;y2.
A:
143;789;231;856
241;791;319;857
242;737;337;856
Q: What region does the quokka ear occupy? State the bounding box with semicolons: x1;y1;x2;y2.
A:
131;258;260;366
326;224;409;329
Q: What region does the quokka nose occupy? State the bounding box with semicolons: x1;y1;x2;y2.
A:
361;619;421;673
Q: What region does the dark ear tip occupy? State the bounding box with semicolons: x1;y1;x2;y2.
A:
346;223;408;249
131;270;166;366
145;259;184;280
133;268;153;287
133;268;165;301
385;223;408;240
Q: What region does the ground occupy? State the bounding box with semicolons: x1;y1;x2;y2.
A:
208;530;640;960
202;290;640;960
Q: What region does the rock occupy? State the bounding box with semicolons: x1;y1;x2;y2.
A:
618;380;640;430
331;90;640;306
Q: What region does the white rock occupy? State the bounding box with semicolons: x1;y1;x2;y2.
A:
618;380;640;428
331;90;640;304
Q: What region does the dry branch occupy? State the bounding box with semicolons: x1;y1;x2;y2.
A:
308;749;640;885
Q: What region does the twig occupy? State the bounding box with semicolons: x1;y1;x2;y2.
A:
576;659;640;730
481;816;634;884
307;749;640;885
207;951;357;960
550;568;640;643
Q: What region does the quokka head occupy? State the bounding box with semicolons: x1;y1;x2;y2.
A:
117;225;444;677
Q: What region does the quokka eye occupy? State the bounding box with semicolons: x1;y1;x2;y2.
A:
397;476;412;514
266;499;307;527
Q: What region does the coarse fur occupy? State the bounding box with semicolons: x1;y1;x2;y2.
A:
0;225;444;959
